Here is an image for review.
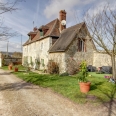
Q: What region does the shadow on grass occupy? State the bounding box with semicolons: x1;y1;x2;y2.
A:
97;84;116;116
90;82;104;91
75;81;116;115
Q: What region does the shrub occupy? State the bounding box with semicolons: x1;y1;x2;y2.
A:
47;60;59;74
77;60;88;82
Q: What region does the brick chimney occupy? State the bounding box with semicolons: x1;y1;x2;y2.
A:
33;27;38;32
59;10;66;31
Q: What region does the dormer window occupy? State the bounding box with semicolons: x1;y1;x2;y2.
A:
39;25;49;37
29;35;31;39
40;30;43;37
28;28;37;41
29;35;31;42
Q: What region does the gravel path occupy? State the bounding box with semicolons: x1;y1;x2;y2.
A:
0;69;116;116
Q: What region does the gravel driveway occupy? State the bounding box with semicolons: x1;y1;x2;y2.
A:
0;69;116;116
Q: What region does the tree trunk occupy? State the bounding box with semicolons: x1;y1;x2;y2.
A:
111;54;116;80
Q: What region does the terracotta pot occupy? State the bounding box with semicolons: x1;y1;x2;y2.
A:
14;67;18;72
79;82;91;93
8;65;12;70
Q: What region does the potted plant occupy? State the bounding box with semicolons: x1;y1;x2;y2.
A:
14;65;18;72
77;60;91;93
8;62;13;70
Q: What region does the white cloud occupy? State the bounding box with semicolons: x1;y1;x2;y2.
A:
44;0;97;20
44;0;80;19
44;0;116;27
44;0;116;20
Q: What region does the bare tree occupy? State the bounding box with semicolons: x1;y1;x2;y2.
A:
0;0;24;41
0;0;18;14
84;5;116;80
0;26;17;41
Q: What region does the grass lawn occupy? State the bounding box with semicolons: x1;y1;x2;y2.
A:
1;65;26;71
1;66;116;104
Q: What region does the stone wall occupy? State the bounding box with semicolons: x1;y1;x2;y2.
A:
23;37;52;69
65;36;94;74
49;36;95;74
93;52;111;68
49;52;66;73
49;36;94;74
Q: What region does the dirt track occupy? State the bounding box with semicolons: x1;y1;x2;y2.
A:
0;69;116;116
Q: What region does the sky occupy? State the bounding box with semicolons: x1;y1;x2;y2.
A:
0;0;116;52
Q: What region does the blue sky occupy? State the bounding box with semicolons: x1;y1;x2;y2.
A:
0;0;116;52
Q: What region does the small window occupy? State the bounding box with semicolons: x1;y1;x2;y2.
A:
41;59;45;67
78;39;86;52
29;35;31;41
40;31;43;36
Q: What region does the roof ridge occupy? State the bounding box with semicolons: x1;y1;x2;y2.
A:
63;22;85;32
45;18;58;26
49;18;59;36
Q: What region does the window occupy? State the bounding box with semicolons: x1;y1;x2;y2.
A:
78;39;86;52
41;59;45;67
40;31;43;36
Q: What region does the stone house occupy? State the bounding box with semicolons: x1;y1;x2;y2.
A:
22;10;112;74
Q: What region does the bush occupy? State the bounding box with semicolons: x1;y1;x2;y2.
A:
47;60;59;74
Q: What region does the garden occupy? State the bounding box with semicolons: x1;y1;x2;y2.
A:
1;64;116;104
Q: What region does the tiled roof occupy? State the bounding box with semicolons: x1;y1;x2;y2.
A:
23;19;60;46
49;22;85;53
